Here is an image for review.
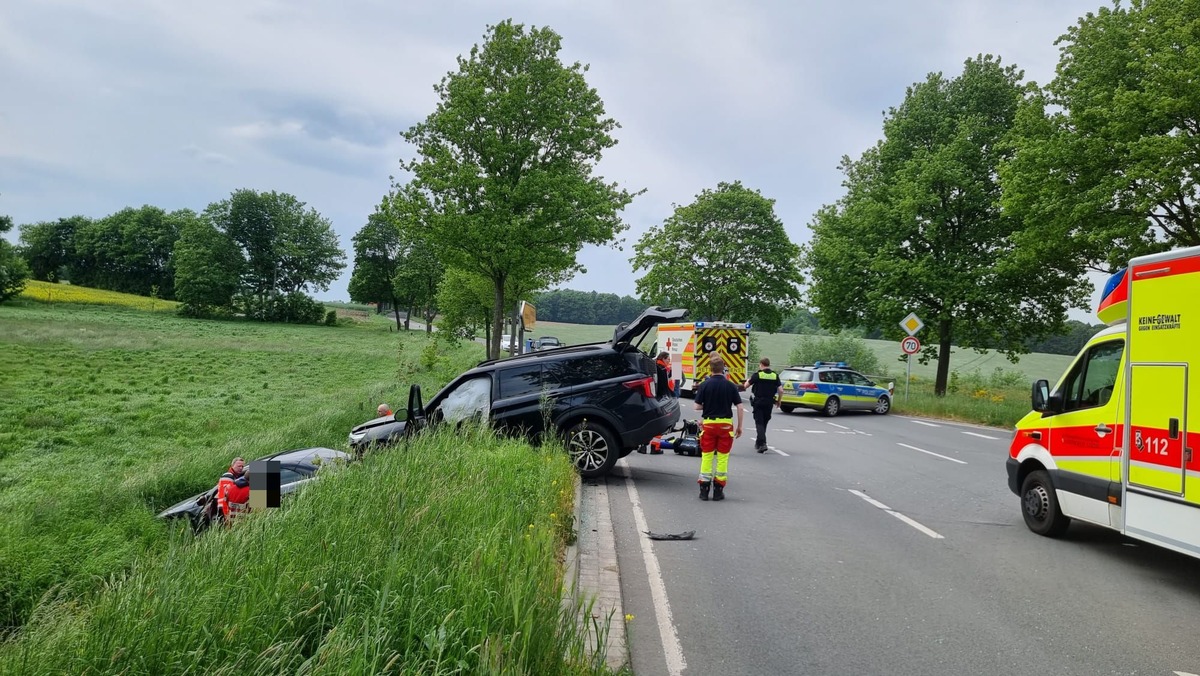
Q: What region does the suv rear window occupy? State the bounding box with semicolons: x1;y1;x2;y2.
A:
498;364;544;399
780;369;813;382
543;355;634;389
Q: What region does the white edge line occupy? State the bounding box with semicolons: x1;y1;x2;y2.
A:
849;489;945;539
623;463;687;675
898;442;968;465
911;420;941;427
962;431;999;440
827;422;850;430
805;430;828;434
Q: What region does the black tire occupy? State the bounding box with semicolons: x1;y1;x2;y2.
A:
1020;470;1071;537
822;396;841;417
565;420;620;478
873;396;891;415
780;404;795;414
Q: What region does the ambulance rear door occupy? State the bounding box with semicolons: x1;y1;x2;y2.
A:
1122;247;1200;557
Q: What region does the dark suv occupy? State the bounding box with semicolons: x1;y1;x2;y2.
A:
349;307;687;477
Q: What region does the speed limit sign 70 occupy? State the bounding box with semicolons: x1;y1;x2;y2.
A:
901;336;921;355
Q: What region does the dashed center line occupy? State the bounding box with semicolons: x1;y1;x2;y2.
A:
827;422;850;430
962;431;999;440
911;420;941;428
897;442;968;465
849;489;944;539
805;430;828;434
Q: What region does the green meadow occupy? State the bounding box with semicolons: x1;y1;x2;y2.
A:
0;293;615;674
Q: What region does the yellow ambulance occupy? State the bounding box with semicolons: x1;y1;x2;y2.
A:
655;321;751;396
1007;246;1200;559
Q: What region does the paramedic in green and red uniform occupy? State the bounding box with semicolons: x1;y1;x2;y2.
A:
693;354;744;501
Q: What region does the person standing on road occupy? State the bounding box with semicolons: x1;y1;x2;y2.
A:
215;457;250;523
744;357;782;452
693;354;744;501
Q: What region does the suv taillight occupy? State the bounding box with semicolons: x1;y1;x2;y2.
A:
623;376;655;398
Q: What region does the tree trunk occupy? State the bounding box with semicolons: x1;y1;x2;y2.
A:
390;294;402;331
491;278;506;361
405;302;412;331
425;306;434;334
509;302;522;356
935;319;953;396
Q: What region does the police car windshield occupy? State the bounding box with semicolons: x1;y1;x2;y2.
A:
780;369;813;382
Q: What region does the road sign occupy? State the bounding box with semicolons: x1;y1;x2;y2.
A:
900;312;924;336
901;336;921;355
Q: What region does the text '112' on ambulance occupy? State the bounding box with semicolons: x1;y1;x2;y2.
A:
1007;245;1200;559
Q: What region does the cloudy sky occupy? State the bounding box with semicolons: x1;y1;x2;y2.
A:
1;0;1108;313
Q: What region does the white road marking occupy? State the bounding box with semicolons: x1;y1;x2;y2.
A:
766;447;790;457
1174;672;1200;676
805;430;828;434
911;420;941;428
849;489;945;539
897;442;968;465
624;466;687;675
962;431;999;440
827;422;850;430
772;428;795;432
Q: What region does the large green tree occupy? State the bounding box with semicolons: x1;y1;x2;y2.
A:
205;189;345;321
398;20;638;360
348;209;407;329
1001;0;1200;270
0;214;30;302
18;216;90;282
173;218;242;317
803;56;1086;395
71;206;187;298
631;181;802;332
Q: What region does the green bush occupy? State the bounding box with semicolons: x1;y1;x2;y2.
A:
788;333;885;376
948;366;1028;394
324;309;338;326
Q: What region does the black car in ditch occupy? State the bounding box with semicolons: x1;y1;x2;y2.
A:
157;447;350;532
349;306;687;477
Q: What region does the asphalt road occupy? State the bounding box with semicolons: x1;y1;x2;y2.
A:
605;404;1200;676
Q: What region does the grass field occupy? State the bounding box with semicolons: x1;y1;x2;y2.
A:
0;291;620;673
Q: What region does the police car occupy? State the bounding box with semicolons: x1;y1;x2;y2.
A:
778;362;893;416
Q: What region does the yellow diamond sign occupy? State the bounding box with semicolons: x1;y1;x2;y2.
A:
900;312;924;336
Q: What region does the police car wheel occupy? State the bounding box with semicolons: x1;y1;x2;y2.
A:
873;396;891;414
822;397;841;417
1020;470;1070;537
779;404;795;414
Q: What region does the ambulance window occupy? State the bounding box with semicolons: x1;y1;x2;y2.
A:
1060;340;1123;412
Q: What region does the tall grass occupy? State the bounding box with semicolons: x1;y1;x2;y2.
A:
2;426;608;674
18;280;180;312
0;300;483;635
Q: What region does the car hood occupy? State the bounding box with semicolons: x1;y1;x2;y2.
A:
157;487;214;519
351;414;400;432
612;306;689;346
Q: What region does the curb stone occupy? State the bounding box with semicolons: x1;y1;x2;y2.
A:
566;474;627;671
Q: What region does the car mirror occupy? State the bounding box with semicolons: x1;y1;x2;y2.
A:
1031;379;1051;413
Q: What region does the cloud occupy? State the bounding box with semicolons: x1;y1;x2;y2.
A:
182;145;235;166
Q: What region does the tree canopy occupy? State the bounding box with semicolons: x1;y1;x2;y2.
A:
631;181;802;333
398;20;638;359
1001;0;1200;270
804;56;1086;395
0;214;30;302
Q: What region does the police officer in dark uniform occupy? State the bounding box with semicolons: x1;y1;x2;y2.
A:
744;357;782;452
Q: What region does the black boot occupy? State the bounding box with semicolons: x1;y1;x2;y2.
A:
713;483;725;501
698;481;711;501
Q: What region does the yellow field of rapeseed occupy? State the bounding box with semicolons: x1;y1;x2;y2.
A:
19;280;180;312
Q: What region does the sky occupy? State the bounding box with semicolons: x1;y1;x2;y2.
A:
1;0;1110;318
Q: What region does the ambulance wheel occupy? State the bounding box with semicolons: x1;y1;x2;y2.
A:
873;396;891;415
1020;470;1070;537
822;396;841;417
565;421;619;478
780;404;795;414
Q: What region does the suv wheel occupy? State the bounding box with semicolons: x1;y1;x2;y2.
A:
565;420;619;478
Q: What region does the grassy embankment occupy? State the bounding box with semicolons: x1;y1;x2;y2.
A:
530;321;1074;428
0;288;616;674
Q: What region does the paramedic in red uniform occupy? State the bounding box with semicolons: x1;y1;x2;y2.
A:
693;354;744;501
216;457;250;522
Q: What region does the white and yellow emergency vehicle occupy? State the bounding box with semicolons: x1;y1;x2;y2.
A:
656;321;751;396
1007;245;1200;559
